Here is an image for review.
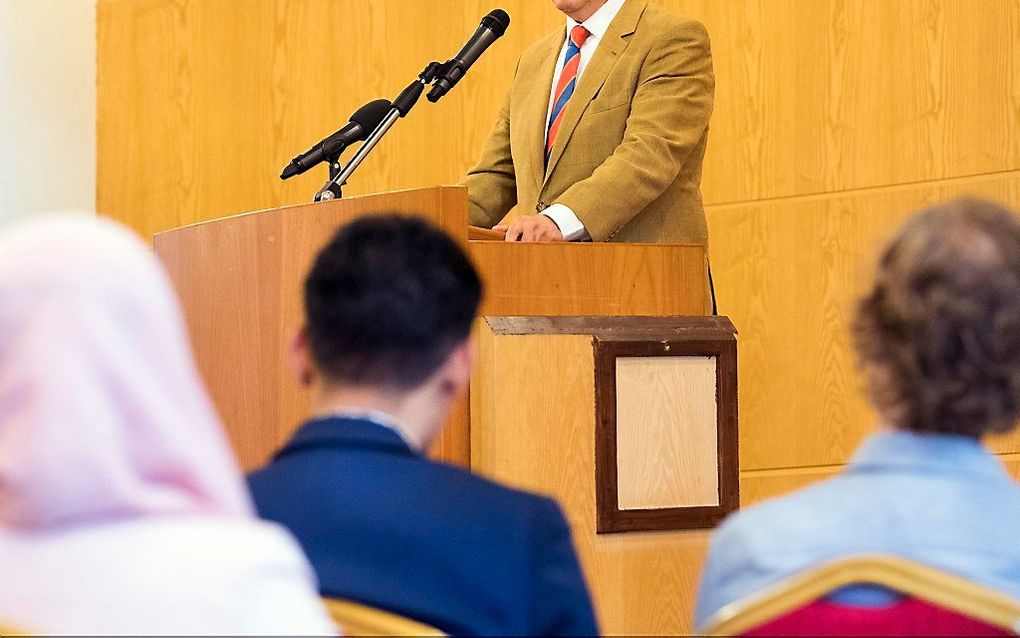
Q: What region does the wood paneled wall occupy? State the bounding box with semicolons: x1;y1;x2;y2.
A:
97;1;1020;229
98;0;1020;629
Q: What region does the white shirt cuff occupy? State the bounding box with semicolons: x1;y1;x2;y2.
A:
541;204;590;241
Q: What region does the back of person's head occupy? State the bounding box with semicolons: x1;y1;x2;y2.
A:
303;214;483;392
853;197;1020;438
0;213;252;530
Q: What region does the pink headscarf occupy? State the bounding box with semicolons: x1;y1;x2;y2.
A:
0;213;253;529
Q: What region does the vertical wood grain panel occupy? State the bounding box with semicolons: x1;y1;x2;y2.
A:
688;0;1020;204
616;356;720;510
471;328;708;634
98;0;1020;236
708;173;1020;471
97;0;563;239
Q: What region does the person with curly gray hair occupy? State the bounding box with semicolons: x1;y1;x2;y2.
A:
695;197;1020;628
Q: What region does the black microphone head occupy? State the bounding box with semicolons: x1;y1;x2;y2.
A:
350;98;393;133
481;9;510;37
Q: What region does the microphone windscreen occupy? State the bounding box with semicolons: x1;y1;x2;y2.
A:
481;9;510;37
350;99;394;134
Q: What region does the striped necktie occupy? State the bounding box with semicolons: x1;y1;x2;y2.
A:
546;25;591;159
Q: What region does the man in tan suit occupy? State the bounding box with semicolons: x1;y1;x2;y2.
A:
464;0;714;244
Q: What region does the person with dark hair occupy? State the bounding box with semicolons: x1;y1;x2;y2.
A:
695;198;1020;628
247;214;599;636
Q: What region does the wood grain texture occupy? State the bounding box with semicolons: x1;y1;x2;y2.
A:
154;187;471;469
739;452;1020;507
97;0;1020;235
155;186;707;470
471;241;706;316
616;356;719;510
689;0;1020;204
97;0;561;240
595;337;740;533
740;467;841;507
707;173;1020;471
472;326;709;635
101;0;1020;475
486;314;738;338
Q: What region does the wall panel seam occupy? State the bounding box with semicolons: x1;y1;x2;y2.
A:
707;169;1020;214
741;450;1020;478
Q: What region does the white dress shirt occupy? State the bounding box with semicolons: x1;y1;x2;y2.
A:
540;0;627;241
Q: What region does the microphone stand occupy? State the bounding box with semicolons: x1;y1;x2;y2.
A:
314;157;346;202
313;61;449;202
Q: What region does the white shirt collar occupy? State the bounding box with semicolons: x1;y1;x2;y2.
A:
566;0;627;40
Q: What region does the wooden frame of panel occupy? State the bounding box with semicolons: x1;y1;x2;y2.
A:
595;335;739;533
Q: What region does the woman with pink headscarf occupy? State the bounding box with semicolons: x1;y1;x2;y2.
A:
0;214;335;634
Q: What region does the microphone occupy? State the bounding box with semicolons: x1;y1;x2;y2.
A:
281;99;393;180
427;9;510;103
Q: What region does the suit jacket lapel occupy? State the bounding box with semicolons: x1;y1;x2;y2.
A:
543;0;645;185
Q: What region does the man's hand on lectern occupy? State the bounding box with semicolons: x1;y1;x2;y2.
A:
496;215;564;242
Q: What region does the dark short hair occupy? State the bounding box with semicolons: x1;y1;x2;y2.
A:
853;197;1020;438
304;214;482;389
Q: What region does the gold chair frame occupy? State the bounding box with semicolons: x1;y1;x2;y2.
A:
702;554;1020;635
323;598;446;636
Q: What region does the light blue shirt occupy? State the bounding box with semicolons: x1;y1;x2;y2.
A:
695;431;1020;628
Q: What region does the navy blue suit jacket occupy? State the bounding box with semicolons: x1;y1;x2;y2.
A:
247;417;599;636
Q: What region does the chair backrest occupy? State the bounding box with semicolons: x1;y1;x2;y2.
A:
701;555;1020;636
744;598;1013;636
323;598;447;636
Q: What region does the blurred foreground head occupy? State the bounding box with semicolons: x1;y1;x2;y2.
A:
298;214;482;446
853;197;1020;438
0;214;251;529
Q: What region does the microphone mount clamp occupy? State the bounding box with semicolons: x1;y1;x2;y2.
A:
312;61;447;203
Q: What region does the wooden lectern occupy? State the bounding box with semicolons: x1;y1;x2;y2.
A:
154;186;738;634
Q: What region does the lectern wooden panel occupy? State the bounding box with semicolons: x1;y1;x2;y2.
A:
472;316;739;634
471;242;707;316
155;187;470;469
155;186;709;470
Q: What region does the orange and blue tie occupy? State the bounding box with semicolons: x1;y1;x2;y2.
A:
546;25;590;159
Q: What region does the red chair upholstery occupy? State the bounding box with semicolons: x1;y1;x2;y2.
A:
746;597;1014;636
701;556;1020;636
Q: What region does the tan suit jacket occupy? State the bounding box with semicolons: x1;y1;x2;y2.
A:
464;0;715;244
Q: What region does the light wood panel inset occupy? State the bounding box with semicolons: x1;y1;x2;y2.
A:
616;356;719;510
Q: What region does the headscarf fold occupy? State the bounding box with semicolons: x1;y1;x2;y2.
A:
0;213;252;529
